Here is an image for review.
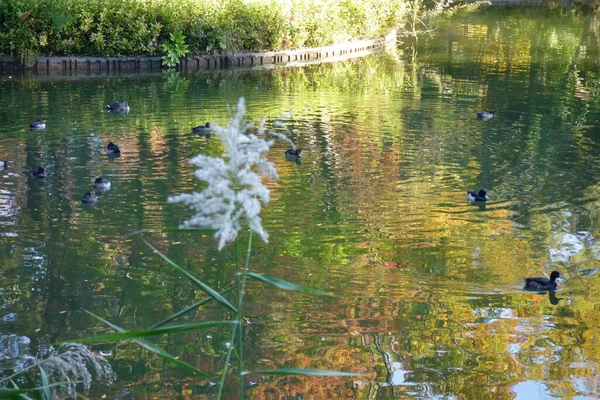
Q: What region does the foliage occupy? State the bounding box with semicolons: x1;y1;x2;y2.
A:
161;31;189;68
0;0;407;63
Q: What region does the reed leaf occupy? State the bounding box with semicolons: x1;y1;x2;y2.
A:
6;378;33;400
8;376;79;399
246;272;331;295
70;321;236;343
141;239;237;313
21;374;38;400
38;366;51;400
0;383;72;399
243;368;362;377
127;227;214;237
151;285;236;328
83;309;210;378
159;227;214;232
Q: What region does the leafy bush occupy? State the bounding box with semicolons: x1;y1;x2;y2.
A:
162;30;189;67
0;0;408;62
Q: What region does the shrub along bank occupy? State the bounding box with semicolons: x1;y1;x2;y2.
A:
0;0;408;64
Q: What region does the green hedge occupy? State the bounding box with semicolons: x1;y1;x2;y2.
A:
0;0;407;62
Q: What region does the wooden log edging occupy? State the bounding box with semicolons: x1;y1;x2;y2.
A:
0;29;397;75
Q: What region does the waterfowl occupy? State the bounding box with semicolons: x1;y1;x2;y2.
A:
81;192;98;203
93;177;111;190
476;110;495;121
284;149;302;161
192;123;212;135
106;101;130;113
523;271;561;290
31;167;47;178
1;160;7;169
467;189;488;202
106;142;121;154
30;119;46;129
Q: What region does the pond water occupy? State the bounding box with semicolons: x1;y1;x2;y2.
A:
2;7;600;399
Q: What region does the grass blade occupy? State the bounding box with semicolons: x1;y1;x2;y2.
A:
243;368;362;377
0;388;27;396
159;227;214;232
38;366;51;400
127;227;213;236
69;320;237;344
0;382;74;398
246;272;331;296
21;374;39;400
151;285;236;328
83;309;210;378
8;379;34;400
126;228;149;237
0;360;47;385
142;239;237;313
134;337;211;378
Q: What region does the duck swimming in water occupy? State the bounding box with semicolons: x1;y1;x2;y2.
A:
523;271;561;290
81;192;98;203
467;189;488;202
106;142;121;154
284;149;302;161
30;119;46;129
93;177;111;190
476;110;495;121
192;122;212;135
31;167;47;178
106;101;130;113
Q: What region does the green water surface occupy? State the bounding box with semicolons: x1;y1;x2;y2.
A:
1;8;600;399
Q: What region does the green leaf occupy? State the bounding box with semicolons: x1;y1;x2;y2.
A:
136;338;210;377
0;379;28;399
142;239;237;313
159;226;213;232
38;366;51;400
20;373;38;400
246;272;331;296
0;385;47;399
126;228;149;237
152;285;236;328
0;384;65;398
242;368;362;377
82;309;210;378
69;320;236;344
6;379;33;400
0;388;26;396
126;227;213;236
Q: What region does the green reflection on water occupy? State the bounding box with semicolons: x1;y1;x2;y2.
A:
1;7;600;399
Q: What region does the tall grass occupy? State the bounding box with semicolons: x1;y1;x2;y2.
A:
69;98;357;398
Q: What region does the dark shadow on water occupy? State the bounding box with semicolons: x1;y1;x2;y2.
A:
468;200;487;211
525;288;564;305
107;153;122;160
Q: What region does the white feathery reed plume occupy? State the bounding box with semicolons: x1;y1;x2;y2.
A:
168;97;282;250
